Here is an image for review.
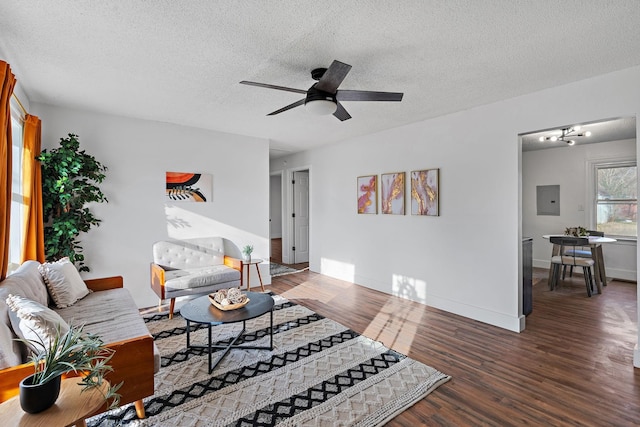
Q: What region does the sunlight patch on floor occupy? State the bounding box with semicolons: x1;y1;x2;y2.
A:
362;297;424;355
279;276;352;304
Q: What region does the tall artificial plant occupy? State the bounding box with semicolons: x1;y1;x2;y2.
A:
37;133;108;272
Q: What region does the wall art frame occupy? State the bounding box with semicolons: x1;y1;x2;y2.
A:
410;168;439;216
165;171;212;202
381;172;405;215
357;175;378;214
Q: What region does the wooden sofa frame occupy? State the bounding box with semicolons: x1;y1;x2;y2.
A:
0;276;154;419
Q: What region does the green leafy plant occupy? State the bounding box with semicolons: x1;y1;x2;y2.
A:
242;244;254;257
37;133;108;272
20;323;122;408
564;226;587;237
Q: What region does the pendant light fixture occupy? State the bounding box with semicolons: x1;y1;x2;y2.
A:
538;126;592;146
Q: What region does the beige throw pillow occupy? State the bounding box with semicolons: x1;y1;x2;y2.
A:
6;294;70;351
39;257;90;308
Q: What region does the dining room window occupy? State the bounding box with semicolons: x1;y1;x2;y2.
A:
594;161;637;238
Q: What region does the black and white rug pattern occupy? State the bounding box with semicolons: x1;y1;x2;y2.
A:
88;295;450;426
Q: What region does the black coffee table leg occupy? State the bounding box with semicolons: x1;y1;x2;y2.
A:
207;321;246;373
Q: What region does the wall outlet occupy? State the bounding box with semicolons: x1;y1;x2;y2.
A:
578;204;584;211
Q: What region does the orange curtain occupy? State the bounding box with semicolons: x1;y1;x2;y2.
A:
0;61;16;280
21;114;44;263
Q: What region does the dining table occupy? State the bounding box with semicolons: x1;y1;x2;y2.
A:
543;234;617;294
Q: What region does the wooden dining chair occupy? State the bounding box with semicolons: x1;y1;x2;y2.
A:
562;230;604;279
550;236;596;297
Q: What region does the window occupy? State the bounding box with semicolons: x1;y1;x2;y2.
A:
8;102;24;273
594;161;637;238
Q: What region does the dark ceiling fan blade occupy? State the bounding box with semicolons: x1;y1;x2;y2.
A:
333;102;352;121
315;60;352;94
267;99;306;116
239;81;307;95
336;90;404;102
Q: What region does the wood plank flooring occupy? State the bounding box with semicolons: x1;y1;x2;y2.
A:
268;268;640;426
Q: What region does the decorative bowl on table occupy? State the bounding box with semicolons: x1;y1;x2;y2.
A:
209;288;249;311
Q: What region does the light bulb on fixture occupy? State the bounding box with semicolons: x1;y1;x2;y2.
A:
304;99;337;115
538;126;592;145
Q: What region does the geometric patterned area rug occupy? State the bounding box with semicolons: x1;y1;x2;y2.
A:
87;294;450;426
270;262;307;277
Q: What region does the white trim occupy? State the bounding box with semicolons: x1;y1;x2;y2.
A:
283;165;311;265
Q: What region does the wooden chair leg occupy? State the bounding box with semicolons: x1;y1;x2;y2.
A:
569;265;574;278
169;298;176;319
583;267;592;297
134;399;146;418
562;265;567;280
550;265;555;290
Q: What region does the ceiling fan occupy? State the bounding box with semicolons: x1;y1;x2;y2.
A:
240;60;403;121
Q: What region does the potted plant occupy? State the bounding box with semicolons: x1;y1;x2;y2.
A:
241;244;254;261
17;323;121;414
36;133;108;272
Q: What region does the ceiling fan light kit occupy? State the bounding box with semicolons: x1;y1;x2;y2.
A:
538;126;592;145
304;87;337;115
240;60;403;121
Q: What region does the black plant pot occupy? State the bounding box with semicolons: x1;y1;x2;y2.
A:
19;373;61;414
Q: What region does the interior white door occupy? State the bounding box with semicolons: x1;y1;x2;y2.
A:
293;171;309;263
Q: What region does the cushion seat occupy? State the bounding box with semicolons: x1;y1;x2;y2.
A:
164;265;240;291
552;255;594;267
564;249;592;258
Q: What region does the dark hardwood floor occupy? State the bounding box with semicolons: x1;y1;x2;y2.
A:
268;267;640;426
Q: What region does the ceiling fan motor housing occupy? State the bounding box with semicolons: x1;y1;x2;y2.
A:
310;67;327;81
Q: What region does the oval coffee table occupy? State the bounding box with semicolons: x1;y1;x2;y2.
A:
180;291;274;373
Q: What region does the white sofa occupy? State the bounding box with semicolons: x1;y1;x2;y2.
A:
150;237;242;318
0;261;158;419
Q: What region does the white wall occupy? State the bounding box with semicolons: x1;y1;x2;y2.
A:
523;139;637;280
271;65;640;353
33;103;271;309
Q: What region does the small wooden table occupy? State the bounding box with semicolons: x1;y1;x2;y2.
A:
242;258;265;292
543;234;617;294
0;378;108;427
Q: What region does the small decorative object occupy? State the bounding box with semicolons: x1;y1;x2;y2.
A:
241;244;253;261
209;288;249;310
357;175;377;214
381;172;405;215
17;323;121;414
565;226;587;237
411;169;439;216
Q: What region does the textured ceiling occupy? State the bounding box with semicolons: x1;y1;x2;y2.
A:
1;1;640;158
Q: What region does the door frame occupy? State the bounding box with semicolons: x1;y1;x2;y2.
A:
283;165;311;265
269;170;284;261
